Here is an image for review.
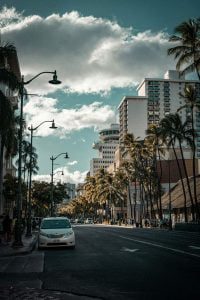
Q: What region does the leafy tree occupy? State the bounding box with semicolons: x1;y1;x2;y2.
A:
31;181;67;217
3;173;27;214
0;42;20;213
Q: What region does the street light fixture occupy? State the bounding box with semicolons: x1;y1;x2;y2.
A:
13;71;61;247
26;120;57;237
50;152;69;216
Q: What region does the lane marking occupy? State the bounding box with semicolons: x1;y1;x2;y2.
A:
118;235;200;259
189;246;200;250
122;247;139;253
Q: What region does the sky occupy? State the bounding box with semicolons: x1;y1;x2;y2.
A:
1;0;200;185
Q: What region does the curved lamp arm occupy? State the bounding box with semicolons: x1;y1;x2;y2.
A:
28;120;56;132
50;152;69;161
23;71;57;85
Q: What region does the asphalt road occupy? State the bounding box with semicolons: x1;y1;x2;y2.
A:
0;225;200;299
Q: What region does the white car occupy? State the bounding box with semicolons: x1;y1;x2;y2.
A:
38;217;75;249
85;218;93;224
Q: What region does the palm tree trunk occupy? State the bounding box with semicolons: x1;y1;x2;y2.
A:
195;62;200;81
127;182;133;219
157;150;163;220
191;108;199;220
140;183;145;217
178;142;195;221
134;180;137;221
149;175;154;220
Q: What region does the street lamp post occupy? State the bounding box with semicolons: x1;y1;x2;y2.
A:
25;120;57;237
50;153;69;216
13;71;61;247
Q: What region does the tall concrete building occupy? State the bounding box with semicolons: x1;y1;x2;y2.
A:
118;70;200;157
65;183;76;201
138;70;200;157
118;96;147;144
90;124;119;176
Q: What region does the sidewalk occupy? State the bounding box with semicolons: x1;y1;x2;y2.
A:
0;232;37;257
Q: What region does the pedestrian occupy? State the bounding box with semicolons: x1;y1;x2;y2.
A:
2;214;12;243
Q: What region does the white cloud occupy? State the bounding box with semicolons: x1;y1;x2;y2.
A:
68;160;78;166
23;96;115;137
33;166;87;185
1;7;174;94
0;6;24;27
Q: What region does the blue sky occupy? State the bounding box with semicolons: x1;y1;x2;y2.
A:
1;0;200;184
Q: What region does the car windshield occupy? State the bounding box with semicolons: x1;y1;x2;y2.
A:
41;219;71;229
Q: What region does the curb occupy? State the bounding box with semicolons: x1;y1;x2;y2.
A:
0;236;38;257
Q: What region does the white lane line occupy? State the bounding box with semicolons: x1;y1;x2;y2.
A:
118;235;200;258
189;246;200;250
122;247;139;253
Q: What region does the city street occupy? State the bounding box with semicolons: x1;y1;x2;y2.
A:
0;225;200;299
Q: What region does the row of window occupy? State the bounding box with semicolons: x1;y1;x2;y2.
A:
102;146;116;150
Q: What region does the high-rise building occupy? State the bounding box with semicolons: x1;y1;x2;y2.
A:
119;70;200;157
118;96;147;144
138;70;200;157
90;124;119;176
63;183;76;203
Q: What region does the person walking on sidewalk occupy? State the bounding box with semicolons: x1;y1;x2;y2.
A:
2;215;12;243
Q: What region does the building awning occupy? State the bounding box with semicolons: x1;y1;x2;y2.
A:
161;175;200;209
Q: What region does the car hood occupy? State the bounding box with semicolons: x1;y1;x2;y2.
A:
40;228;73;235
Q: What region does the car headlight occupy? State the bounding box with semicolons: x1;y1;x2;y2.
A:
64;231;73;237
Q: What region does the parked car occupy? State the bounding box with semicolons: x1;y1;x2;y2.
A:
85;218;94;224
159;219;170;229
38;217;75;249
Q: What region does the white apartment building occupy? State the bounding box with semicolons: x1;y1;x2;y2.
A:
118;96;148;144
90;124;120;176
118;70;200;157
137;70;200;157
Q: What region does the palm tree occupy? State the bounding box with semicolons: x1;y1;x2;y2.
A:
160;113;194;221
90;168;127;221
119;161;134;220
168;18;200;79
123;134;142;221
145;124;165;220
179;85;200;219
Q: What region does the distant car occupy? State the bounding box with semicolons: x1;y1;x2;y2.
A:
159;219;170;229
38;217;75;249
85;218;93;224
74;218;84;224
